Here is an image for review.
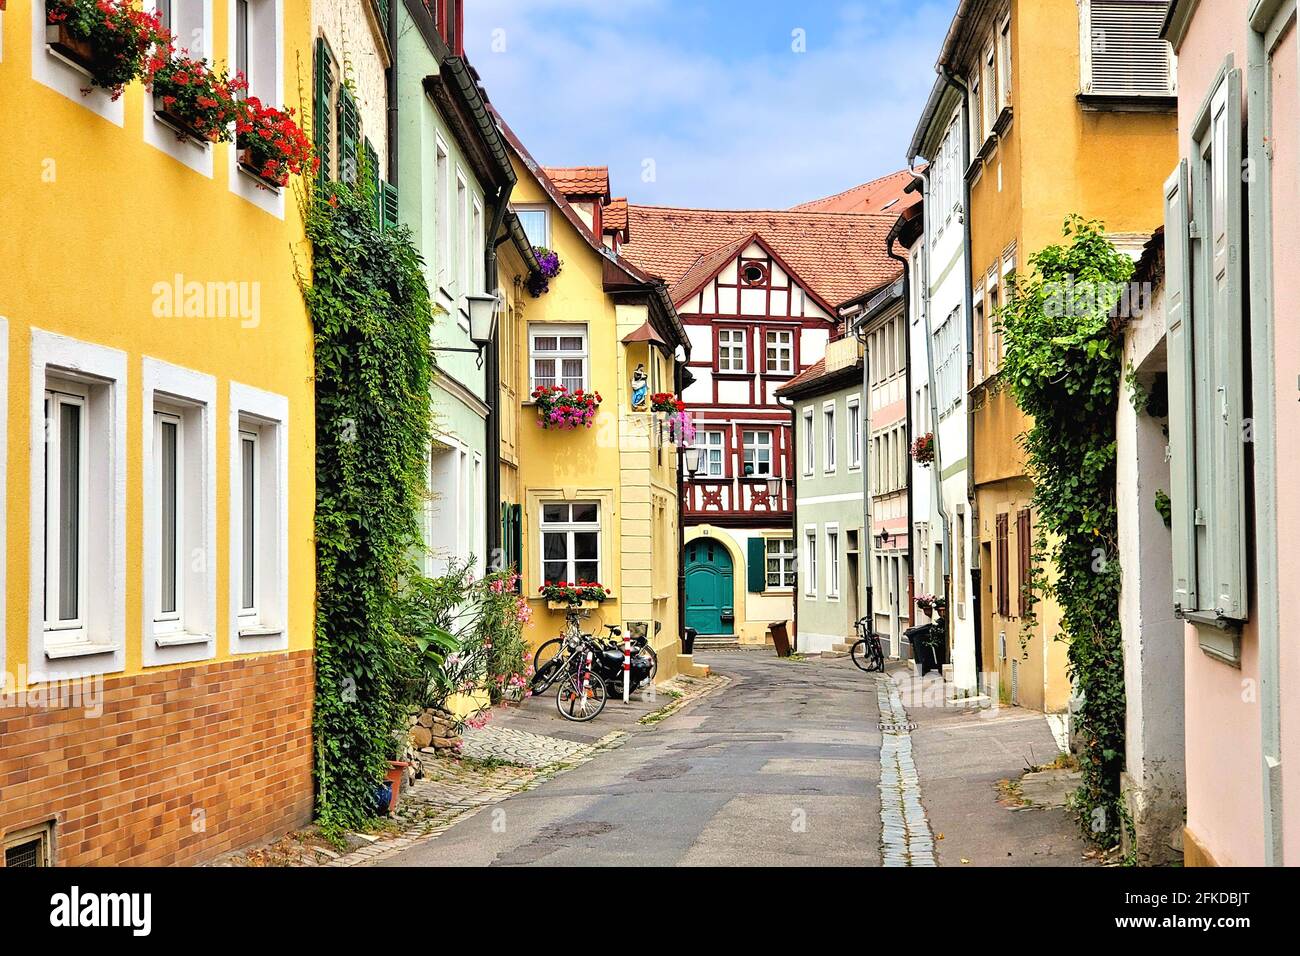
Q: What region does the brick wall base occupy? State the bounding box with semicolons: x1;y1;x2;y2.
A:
1;651;314;866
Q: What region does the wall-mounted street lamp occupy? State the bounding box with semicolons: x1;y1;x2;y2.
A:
682;445;702;479
877;528;891;549
765;476;782;502
433;292;500;367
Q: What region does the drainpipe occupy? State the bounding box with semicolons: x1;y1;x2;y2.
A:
887;240;914;629
675;356;688;652
854;311;874;655
941;63;982;681
1246;15;1282;865
385;0;397;185
780;395;799;652
484;188;510;567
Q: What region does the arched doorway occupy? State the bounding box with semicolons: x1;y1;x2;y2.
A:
685;539;734;635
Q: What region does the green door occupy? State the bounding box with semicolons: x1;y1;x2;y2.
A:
685;540;734;635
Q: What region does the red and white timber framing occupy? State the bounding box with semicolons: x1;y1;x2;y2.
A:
676;236;837;528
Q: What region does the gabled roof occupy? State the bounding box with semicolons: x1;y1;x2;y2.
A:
622;205;901;309
667;232;839;317
774;354;864;400
604;197;629;232
792;169;920;216
541;166;611;200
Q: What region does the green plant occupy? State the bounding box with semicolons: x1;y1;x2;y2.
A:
1154;490;1172;528
998;215;1130;846
538;581;610;604
302;164;436;836
148;52;246;143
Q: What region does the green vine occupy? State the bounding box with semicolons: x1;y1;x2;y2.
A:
299;164;436;835
998;215;1131;845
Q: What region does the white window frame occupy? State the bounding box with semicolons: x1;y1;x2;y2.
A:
847;396;862;470
718;328;747;372
765;329;793;373
142;359;217;666
514;204;551;250
742;430;773;477
436;136;452;294
229;382;289;654
28;330;127;683
804;526;818;597
528;324;589;393
539;502;602;586
144;1;216;176
826;524;841;599
766;537;796;590
802;407;815;476
33;0;126;124
699;429;726;478
0;318;7;685
823;401;837;473
226;0;285;217
998;14;1013;108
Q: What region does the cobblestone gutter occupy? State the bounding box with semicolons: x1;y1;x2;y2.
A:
875;675;936;867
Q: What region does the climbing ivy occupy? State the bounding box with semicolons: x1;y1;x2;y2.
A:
997;216;1131;845
299;169;436;835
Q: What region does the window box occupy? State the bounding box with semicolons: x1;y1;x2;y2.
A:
546;599;601;611
46;21;98;75
238;147;285;189
155;105;220;145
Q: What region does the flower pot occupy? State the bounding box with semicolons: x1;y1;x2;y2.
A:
238;148;286;189
154;106;220;145
46;22;99;75
383;760;410;814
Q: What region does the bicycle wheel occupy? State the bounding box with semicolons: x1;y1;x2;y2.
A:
533;638;563;673
640;645;658;682
850;639;874;673
870;637;885;672
556;671;608;722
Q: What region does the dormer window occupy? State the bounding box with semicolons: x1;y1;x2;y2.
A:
741;262;769;286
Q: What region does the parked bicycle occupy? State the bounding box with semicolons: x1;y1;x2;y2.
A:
531;609;657;694
850;616;886;673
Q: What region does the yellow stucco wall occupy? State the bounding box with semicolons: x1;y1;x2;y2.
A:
504;156;682;680
968;0;1176;713
0;1;316;681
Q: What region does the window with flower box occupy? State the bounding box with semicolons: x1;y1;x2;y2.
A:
529;325;588;393
541;502;600;585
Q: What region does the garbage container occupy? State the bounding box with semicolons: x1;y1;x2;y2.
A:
769;620;792;658
681;626;698;655
904;622;940;675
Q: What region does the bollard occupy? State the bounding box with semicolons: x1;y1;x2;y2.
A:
623;637;632;703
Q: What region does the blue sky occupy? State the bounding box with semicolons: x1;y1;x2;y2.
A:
464;0;956;210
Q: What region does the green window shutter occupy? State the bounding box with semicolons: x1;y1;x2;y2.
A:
1164;159;1197;614
381;181;400;231
747;538;767;593
1208;66;1248;621
364;137;381;224
336;86;360;185
314;39;334;184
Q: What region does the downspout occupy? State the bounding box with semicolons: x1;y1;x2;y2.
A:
887;239;914;629
1246;12;1282;865
781;395;799;652
854;310;874;654
484;188;510;567
941;63;982;681
385;0;398;185
675;355;688;651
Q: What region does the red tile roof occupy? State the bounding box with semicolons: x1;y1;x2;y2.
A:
604;197;628;232
541;166;610;199
622;205;902;309
792;169;920;215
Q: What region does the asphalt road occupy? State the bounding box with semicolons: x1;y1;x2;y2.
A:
381;651;883;867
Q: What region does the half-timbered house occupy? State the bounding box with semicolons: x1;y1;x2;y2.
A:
623;207;897;645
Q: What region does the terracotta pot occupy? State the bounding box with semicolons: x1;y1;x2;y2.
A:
383;760;410;814
546;600;601;611
46;22;99;74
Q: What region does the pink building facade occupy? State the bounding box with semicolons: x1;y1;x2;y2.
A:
1163;0;1297;867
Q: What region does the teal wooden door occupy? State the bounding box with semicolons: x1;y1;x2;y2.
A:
685;540;734;635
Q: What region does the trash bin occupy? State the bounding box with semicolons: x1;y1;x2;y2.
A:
769;620;792;658
904;623;940;675
681;626;698;655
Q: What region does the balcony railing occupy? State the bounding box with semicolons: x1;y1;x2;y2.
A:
683;477;789;521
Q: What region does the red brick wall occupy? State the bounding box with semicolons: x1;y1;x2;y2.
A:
0;651;314;866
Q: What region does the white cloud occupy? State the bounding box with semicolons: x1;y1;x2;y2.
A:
466;0;954;208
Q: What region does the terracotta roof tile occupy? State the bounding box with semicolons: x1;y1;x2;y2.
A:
541;166;610;199
792;169;920;215
604;197;628;232
776;358;827;394
622;206;901;309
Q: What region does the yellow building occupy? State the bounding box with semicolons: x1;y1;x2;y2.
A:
0;0;315;865
938;0;1176;712
494;118;700;682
